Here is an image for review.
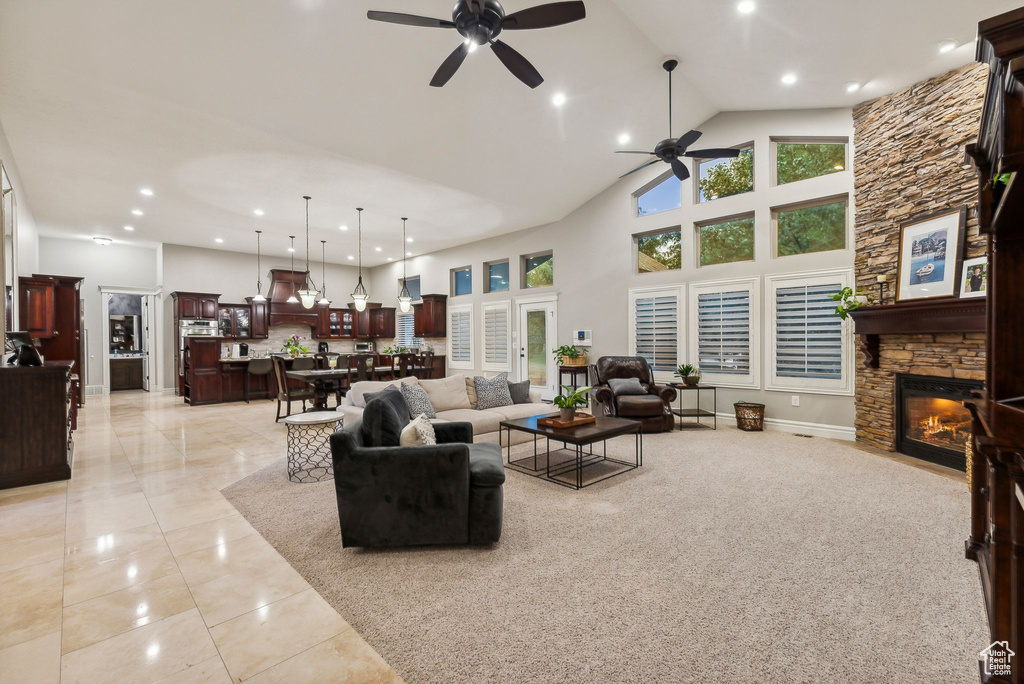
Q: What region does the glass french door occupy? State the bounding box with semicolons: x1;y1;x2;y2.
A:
518;300;557;400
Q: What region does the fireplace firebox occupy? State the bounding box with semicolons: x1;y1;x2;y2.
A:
894;374;982;471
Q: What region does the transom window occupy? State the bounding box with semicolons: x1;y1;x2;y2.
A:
484;259;509;293
696;144;754;203
450;266;472;297
635;227;681;273
773;195;848;257
400;276;421;302
522;251;553;288
773;137;848;185
696;213;755;267
634;172;682;217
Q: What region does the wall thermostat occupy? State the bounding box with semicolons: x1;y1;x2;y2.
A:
573;329;592;347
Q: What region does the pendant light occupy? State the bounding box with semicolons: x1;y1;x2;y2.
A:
318;240;330;306
297;195;319;309
286;235;299;304
397;217;412;313
251;229;266;302
351;207;370;311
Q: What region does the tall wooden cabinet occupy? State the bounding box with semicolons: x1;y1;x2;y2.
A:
20;274;84;407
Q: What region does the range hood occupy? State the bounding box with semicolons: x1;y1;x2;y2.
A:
267;268;320;327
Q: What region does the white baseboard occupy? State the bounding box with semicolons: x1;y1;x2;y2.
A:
715;412;855;441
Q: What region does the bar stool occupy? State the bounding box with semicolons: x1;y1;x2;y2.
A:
244;358;274;404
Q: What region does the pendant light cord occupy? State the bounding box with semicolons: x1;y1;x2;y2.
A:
321;240;327;298
255;230;262;293
668;67;673;139
402;218;407;285
289;235;296;296
357;208;363;279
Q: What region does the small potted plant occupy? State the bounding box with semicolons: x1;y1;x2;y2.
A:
553;385;591;422
992;172;1012;206
831;286;869;320
282;334;309;357
675;363;700;386
552;344;587;367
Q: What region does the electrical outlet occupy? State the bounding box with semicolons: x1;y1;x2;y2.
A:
791;395;800;407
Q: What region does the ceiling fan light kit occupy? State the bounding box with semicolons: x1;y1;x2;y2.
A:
367;1;586;89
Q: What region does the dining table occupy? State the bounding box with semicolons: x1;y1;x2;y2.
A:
285;364;429;410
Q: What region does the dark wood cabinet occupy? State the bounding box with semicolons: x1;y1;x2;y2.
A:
414;294;447;338
0;361;74;489
110;357;144;391
219;363;247;403
217;305;252;339
200;297;218;320
247;297;269;338
25;275;85;406
370;307;396;339
19;277;56;337
349;303;379;339
182;337;222;406
172;292;221;321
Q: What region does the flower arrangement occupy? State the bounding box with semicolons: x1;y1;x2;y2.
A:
282;334;309;356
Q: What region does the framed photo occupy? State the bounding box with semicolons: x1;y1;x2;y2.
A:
959;256;988;298
896;206;966;301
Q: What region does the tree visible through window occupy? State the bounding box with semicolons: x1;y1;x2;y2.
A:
523;253;553;288
698;147;753;203
699;216;755;266
775;199;847;257
776;142;846;185
636;229;681;272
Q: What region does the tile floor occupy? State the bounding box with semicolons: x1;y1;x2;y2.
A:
0;390;402;684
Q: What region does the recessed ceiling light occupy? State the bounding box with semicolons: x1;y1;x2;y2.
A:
139;188;153;197
552;92;566;107
845;81;861;93
781;73;797;85
406;237;413;243
215;238;224;243
131;209;144;216
386;257;394;262
407;251;413;256
375;246;382;252
339;224;348;231
617;133;631;145
288;247;295;252
93;237;112;246
737;0;755;13
938;40;957;54
347;255;354;260
123;225;134;231
253;208;264;216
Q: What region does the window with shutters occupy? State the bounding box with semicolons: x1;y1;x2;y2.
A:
448;304;474;370
481;301;511;371
766;269;853;394
395;313;423;350
628;286;683;381
688;277;759;389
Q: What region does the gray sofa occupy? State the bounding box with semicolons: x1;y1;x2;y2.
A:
329;395;505;548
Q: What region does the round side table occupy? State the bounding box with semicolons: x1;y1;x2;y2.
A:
283;411;342;483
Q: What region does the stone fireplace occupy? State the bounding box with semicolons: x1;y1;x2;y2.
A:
894;374;981;470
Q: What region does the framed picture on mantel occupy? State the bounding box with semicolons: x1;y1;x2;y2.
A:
895;206;966;302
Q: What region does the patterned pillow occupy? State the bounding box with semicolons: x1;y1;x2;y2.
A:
400;382;436;419
507;379;531;404
400;413;437;447
474;372;513;410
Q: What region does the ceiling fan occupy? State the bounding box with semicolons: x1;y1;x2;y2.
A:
367;1;586;88
617;59;740;181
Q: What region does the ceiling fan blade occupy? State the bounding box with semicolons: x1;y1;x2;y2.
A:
670;159;690;181
366;11;455;28
502;1;587;29
619;159;661;179
674;129;702;152
683;147;742;159
430;42;470;88
615;150;656;155
490;40;544;88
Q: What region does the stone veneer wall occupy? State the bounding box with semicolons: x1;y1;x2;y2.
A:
853;63;988;451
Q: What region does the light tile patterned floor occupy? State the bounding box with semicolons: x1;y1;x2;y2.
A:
0;390;402;684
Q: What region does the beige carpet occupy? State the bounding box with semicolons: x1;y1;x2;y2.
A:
222;428;987;683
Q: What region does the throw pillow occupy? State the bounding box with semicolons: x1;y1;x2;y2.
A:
361;396;404;447
401;382;436;419
363;385;411;425
418;375;471;412
464;375;478;409
399;413;437;447
507;379;531;404
474;372;513;410
608;377;647;396
347;377;418;408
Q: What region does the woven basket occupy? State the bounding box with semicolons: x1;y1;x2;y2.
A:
560;354;587;367
734;402;765;432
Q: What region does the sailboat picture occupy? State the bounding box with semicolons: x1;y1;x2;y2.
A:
896;207;966;301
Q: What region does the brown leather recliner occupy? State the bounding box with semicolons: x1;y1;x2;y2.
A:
589;356;677;433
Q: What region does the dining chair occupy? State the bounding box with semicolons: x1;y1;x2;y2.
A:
272;356;315;422
418;351;435;379
347;354;375;382
244;358;274;404
392;353;417;379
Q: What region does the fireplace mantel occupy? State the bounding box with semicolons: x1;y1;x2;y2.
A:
850;299;986;368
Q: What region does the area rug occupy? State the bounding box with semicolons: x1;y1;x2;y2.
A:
222;429;987;683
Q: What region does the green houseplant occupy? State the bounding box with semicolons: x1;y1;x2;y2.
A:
674;363;700;386
552;344;587;367
831;287;869;320
553;385;591;421
282;334;309;356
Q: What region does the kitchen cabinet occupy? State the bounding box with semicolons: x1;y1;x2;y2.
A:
110;357;145;391
218;305;252;339
219;363;247;403
0;361;75;489
246;297;269;338
350;303;379;339
172;292;220;321
19;276;56;337
414;294;447;338
182;338;222;405
316;306;353;339
370;307;396;339
25;275;85;406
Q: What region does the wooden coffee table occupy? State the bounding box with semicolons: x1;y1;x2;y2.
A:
499;414;642;490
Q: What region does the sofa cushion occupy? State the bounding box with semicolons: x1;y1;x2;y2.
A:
616;394;665;418
400;414;436;447
420;375;471;412
435;409;502;436
474;372;513;410
401;382;436;419
363;385;411;422
361;396;405;447
507;379;531;404
483;403;554;422
347;377;419;408
608;377;647;396
464;375;478;409
467;442;505;486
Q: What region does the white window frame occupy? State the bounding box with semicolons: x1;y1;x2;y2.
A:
481;300;512;372
632;169;682;218
769;136;849;187
634;225;682;274
447;303;475;371
770;193;850;259
483;259;510;294
688;277;760;390
694;211;756;269
628;284;685;384
520;250;554;289
450;265;472;297
693;141;755;204
765;268;854;396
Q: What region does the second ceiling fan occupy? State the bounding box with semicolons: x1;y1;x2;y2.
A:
367;1;586;88
617;59;740;181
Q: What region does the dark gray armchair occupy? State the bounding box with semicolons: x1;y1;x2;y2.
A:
329;396;505;548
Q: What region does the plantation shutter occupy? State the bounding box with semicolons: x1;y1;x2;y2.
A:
697;290;750;375
449;307;473;368
482;303;510;370
774;283;843;379
395;313;418;349
633;293;679;372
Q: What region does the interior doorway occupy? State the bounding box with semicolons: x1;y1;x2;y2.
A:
517;296;557;401
101;288;159;393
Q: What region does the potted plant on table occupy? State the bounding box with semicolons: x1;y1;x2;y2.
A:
282;334;309;357
553;385;591;422
553;344;587;367
674;363;701;386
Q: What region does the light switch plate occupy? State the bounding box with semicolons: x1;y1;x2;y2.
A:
791;395;800;407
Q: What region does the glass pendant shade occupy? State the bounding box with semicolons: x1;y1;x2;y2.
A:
351;207;370;309
298;288;318;309
398;281;412;313
286;293;299;304
251;293;266;302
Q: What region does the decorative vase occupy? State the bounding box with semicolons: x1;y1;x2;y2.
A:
684;375;700;386
559;407;576;422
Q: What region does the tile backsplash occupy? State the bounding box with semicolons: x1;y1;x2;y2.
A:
221;324;445;357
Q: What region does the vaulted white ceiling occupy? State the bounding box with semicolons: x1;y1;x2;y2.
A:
0;0;1012;266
